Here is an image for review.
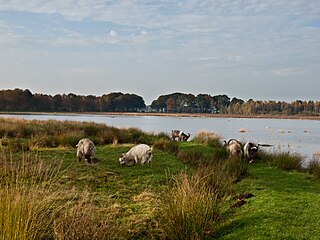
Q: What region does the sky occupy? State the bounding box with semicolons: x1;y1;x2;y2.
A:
0;0;320;105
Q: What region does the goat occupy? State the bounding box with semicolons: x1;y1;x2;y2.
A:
243;142;259;162
76;138;96;163
119;144;153;167
224;139;243;158
223;138;241;146
171;130;191;141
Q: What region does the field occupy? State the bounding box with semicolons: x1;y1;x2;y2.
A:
0;118;320;239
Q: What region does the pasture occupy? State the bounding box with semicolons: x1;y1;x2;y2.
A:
0;118;320;239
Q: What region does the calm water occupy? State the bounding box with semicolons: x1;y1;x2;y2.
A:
1;113;319;161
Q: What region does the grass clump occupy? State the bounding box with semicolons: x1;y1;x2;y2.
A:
192;131;222;148
0;147;62;240
308;153;320;178
223;157;249;183
53;192;124;240
177;148;206;167
153;138;179;154
264;151;304;171
161;167;226;240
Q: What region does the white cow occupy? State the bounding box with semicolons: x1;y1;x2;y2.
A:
76;138;96;163
119;144;153;167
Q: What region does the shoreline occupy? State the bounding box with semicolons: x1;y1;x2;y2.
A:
1;111;320;121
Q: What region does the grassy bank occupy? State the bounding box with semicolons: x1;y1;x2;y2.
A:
216;163;320;239
0;118;320;239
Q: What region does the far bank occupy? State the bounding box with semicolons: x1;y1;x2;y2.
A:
1;111;320;121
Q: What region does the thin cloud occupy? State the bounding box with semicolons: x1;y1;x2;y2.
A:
272;68;303;77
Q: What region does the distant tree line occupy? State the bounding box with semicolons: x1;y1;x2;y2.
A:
0;89;319;116
151;92;320;116
0;89;145;112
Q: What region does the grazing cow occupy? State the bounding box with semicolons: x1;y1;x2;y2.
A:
171;130;191;141
76;138;96;163
243;142;259;162
224;139;243;158
119;144;153;167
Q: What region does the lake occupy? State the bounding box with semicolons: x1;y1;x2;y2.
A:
1;113;319;162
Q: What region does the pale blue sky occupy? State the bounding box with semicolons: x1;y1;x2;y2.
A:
0;0;319;104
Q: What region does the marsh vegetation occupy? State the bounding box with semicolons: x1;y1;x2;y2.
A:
0;118;319;239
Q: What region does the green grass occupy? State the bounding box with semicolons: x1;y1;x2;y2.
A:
37;145;188;239
216;163;320;239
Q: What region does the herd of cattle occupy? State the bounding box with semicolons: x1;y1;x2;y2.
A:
75;129;261;166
